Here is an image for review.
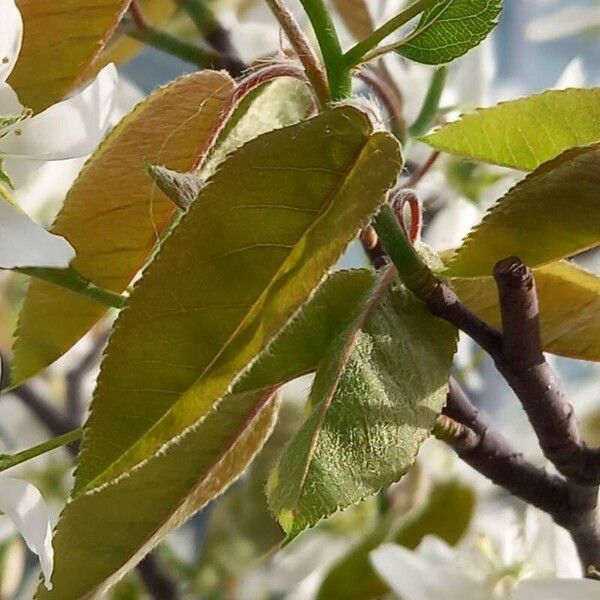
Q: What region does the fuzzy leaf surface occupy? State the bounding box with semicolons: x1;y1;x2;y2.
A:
75;106;401;493
452;261;600;362
10;0;129;111
424;88;600;170
38;268;377;599
268;281;457;537
11;71;234;385
395;0;502;65
446;143;600;277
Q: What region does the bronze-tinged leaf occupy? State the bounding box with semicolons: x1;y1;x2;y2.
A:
11;71;235;385
10;0;130;111
452;261;600;362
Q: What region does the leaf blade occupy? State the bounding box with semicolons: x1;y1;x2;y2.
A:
395;0;502;65
452;261;600;362
446;143;600;277
268;281;457;536
423;88;600;170
75;106;402;493
11;71;235;385
10;0;129;111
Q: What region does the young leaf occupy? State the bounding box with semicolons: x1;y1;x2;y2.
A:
395;0;502;65
317;480;475;600
37;269;379;599
75;106;401;494
11;71;235;385
331;0;375;41
423;88;600;170
267;278;457;537
452;261;600;362
9;0;129;111
446;143;600;277
201;76;314;179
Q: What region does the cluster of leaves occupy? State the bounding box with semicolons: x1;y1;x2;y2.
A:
3;0;600;597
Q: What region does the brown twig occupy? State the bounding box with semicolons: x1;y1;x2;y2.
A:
492;258;600;484
439;379;570;517
440;379;600;578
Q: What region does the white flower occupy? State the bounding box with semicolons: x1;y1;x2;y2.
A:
371;508;600;600
0;476;54;589
526;6;600;42
0;0;118;270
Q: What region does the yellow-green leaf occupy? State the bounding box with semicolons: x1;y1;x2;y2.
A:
9;0;129;111
75;106;401;494
268;281;457;537
452;261;600;362
331;0;374;41
423;88;600;171
11;71;235;385
446;143;600;277
395;0;502;66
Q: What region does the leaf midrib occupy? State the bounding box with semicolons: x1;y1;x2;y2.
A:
81;114;378;494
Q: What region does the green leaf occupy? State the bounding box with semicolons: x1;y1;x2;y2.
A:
446;143;600;277
201;76;315;179
38;267;380;599
193;401;303;594
10;0;129;111
423;88;600;171
316;479;475;600
76;106;401;493
331;0;375;41
267;276;457;537
452;261;600;362
11;71;235;385
37;387;282;600
395;0;502;65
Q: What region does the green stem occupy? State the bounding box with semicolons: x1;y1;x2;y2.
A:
0;428;83;474
125;18;226;68
299;0;351;100
175;0;216;33
373;204;437;299
343;0;442;68
409;66;447;137
18;266;126;309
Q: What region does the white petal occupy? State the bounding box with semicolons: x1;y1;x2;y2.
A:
0;478;53;589
554;58;586;90
0;82;24;116
0;63;118;160
0;0;22;83
513;579;600;600
0;196;74;268
526;7;600;42
370;543;490;600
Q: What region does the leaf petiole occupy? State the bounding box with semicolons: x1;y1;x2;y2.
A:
0;428;83;475
343;0;443;68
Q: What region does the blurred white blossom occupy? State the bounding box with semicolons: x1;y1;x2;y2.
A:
371;508;600;599
0;0;118;270
0;476;53;589
527;5;600;42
